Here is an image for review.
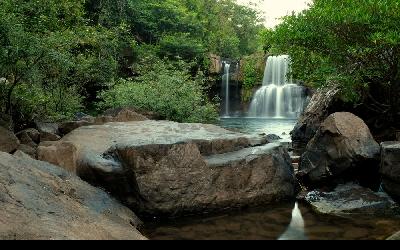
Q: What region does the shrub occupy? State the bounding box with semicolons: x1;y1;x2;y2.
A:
98;59;218;123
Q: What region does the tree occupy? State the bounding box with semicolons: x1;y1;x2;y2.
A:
267;0;400;128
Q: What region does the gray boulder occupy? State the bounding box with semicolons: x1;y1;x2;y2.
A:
299;112;380;186
0;151;146;240
305;183;399;217
38;120;296;217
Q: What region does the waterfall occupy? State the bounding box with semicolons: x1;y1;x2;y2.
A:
222;62;231;117
248;55;307;118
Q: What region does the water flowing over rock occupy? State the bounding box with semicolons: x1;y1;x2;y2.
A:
304;183;399;217
37;120;296;217
298;112;381;187
291;86;340;146
0;151;146;240
248;55;307;118
381;142;400;200
0;127;19;153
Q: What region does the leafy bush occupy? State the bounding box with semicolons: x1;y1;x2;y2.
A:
267;0;400;125
98;59;218;123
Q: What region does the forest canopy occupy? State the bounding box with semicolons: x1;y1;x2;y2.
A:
0;0;264;126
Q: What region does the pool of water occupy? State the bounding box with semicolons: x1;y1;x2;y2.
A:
143;202;400;240
218;117;297;141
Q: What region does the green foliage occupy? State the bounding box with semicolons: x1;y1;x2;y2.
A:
267;0;400;103
99;59;219;123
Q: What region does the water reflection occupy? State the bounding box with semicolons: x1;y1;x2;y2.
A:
143;202;400;240
278;203;308;240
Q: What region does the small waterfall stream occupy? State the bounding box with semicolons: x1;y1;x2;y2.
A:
248;55;307;118
223;62;231;117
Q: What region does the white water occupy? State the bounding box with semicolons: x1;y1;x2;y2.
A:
248;55;306;118
223;62;231;117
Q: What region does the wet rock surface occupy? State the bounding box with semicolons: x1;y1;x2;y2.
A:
304;183;399;217
0;151;146;240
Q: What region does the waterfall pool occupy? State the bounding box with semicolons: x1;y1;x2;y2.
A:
142;202;400;240
218;117;297;141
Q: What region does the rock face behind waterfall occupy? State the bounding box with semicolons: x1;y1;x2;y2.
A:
381;142;400;200
291;87;341;146
38;120;296;217
0;151;146;240
298;112;380;187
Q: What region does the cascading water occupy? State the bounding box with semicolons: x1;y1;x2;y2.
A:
222;62;231;117
248;55;307;118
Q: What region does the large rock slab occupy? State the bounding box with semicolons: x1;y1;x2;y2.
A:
387;231;400;240
298;112;380;186
291;87;340;146
0;151;146;240
38;120;295;217
0;127;19;153
305;183;399;217
381;142;400;200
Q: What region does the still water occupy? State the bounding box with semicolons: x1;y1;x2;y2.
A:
218;117;297;141
143;202;400;240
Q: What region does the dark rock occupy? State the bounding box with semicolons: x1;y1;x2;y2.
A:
291;87;340;146
16;128;40;144
35;121;60;135
381;142;400;200
0;127;20;153
299;112;380;187
16;130;37;147
59;120;92;135
40;131;61;142
38;120;296;217
98;108;149;124
0;151;145;240
16;145;37;158
305;183;399;217
0;113;12;130
266;134;282;142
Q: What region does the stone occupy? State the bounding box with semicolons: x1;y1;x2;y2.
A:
35;121;59;135
0;127;19;153
381;142;400;200
37;141;78;173
396;131;400;141
38;120;295;217
0;151;145;240
305;183;399;217
0;113;12;130
40;131;61;142
98;108;149;124
266;134;282;142
16;128;40;144
16;145;37;158
298;112;380;186
16;130;37;147
291;86;340;146
387;231;400;240
59;120;92;135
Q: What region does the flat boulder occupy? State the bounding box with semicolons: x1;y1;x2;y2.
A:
381;142;400;200
387;231;400;240
38;120;295;217
0;151;145;240
298;112;380;186
304;183;399;217
0;127;19;153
